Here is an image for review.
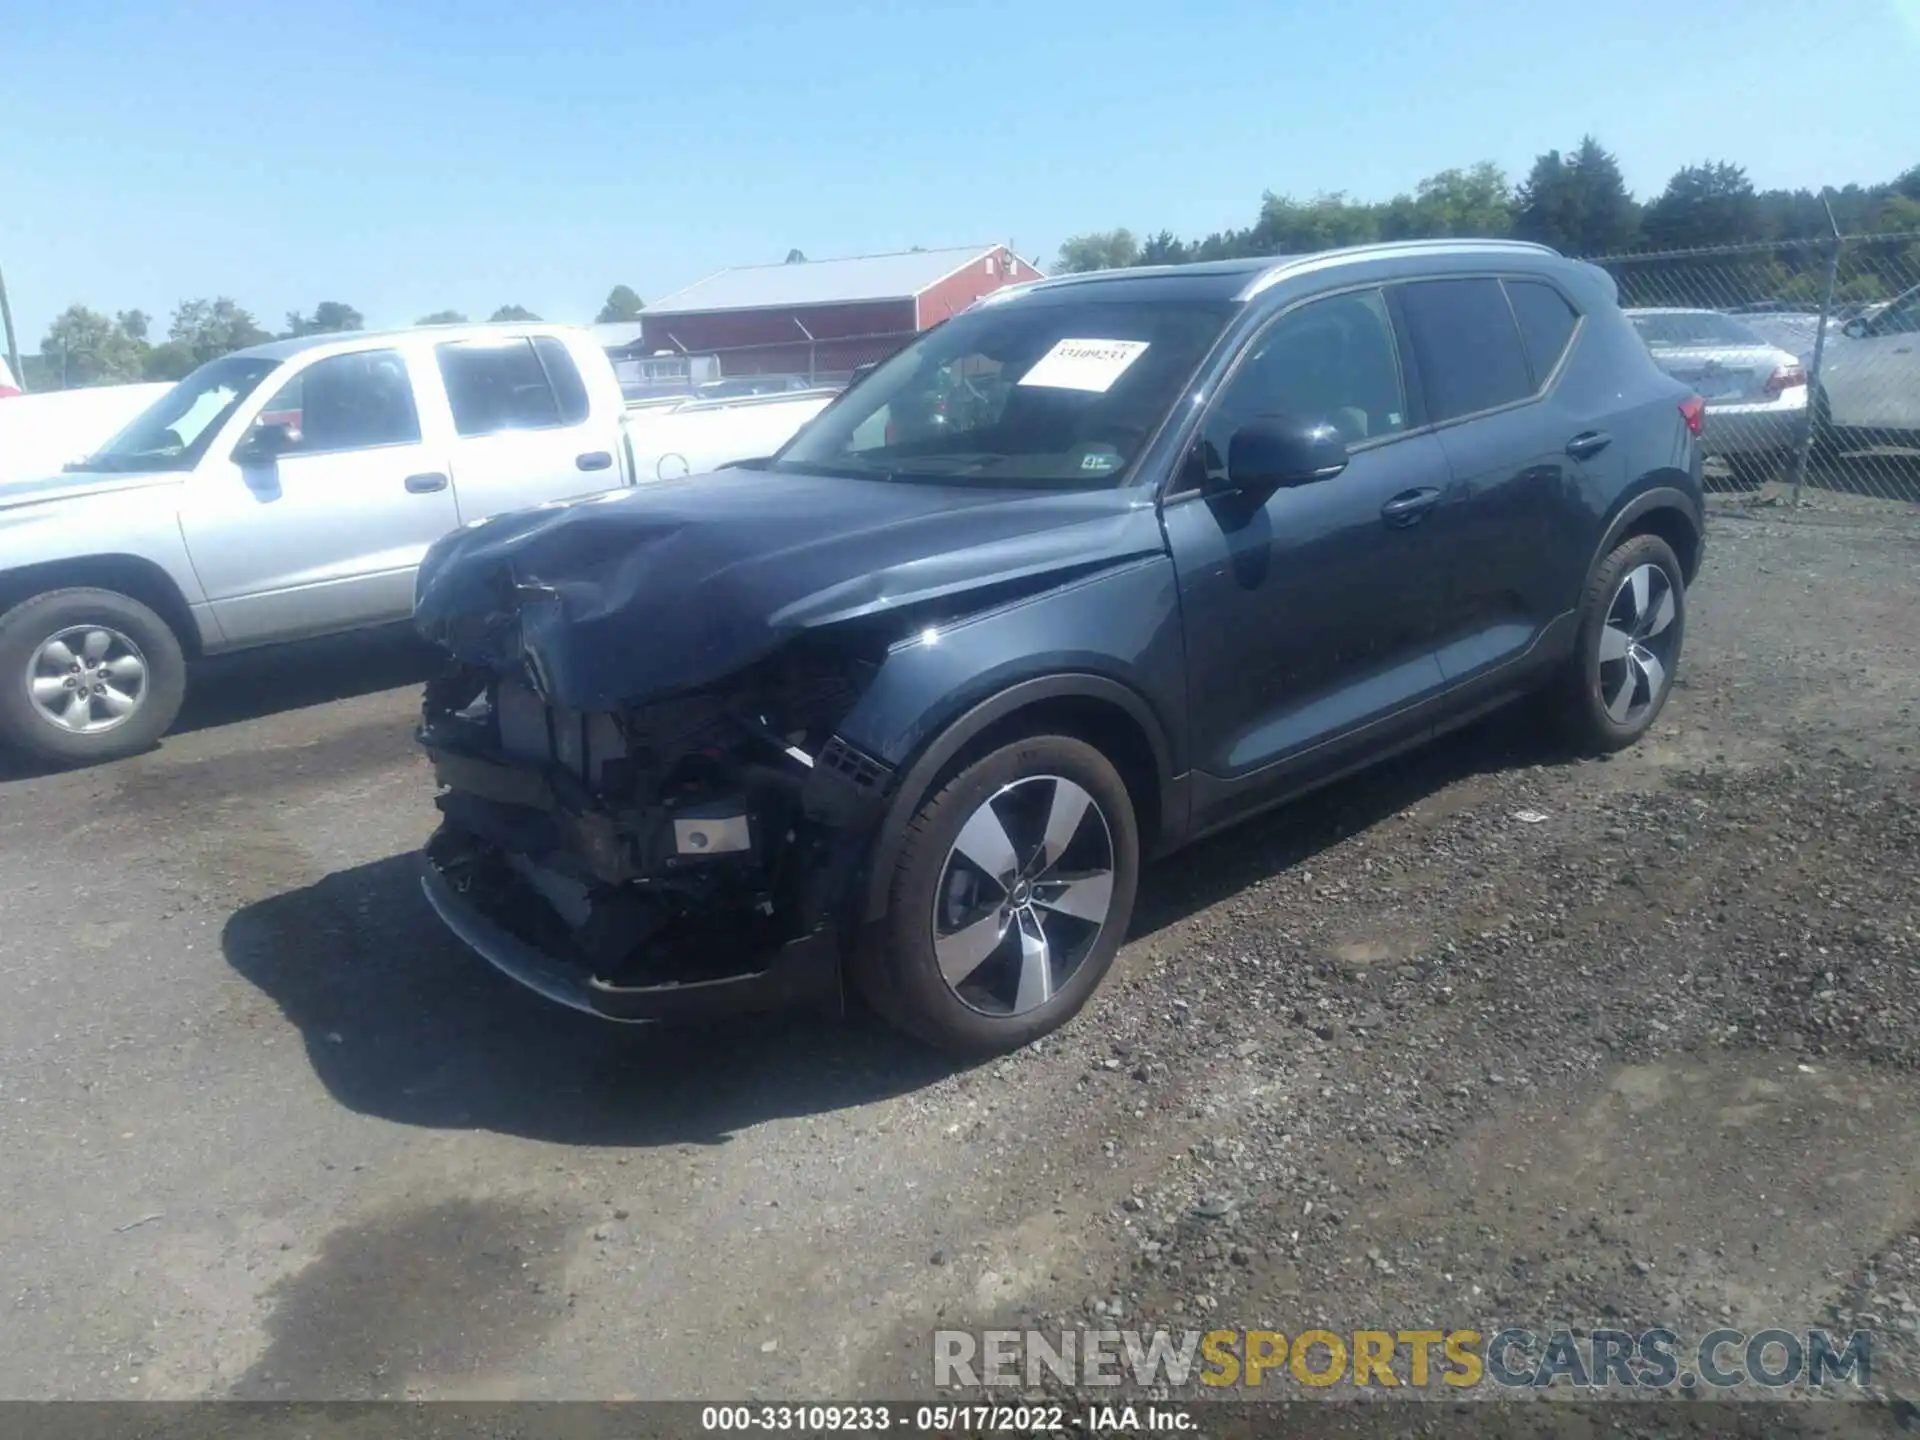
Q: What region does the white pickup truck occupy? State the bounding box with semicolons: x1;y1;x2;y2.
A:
0;322;836;765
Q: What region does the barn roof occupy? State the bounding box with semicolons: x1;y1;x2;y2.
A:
645;246;1021;315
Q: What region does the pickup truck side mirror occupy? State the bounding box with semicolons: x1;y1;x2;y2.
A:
233;422;298;466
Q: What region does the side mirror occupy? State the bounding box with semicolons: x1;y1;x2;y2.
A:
233;421;298;466
1223;416;1349;498
1842;317;1870;340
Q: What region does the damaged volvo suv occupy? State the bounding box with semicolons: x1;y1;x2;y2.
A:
412;239;1705;1054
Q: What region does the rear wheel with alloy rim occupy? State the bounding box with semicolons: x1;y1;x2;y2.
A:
859;734;1140;1055
0;588;186;766
1556;533;1686;754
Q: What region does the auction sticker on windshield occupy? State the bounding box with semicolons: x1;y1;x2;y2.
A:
1018;339;1150;392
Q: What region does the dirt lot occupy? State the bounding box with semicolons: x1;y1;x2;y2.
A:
1;488;1916;1428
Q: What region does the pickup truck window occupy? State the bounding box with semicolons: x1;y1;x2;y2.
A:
436;339;574;437
248;350;422;455
532;337;590;424
771;297;1235;489
72;356;279;473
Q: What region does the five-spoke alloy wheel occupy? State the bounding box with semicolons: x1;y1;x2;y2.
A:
0;588;187;766
860;734;1140;1055
1559;533;1687;753
933;774;1117;1018
1596;562;1680;729
26;625;151;736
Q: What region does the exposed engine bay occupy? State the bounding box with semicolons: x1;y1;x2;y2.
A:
418;641;891;1003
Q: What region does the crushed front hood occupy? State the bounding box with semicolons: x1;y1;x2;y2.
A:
412;466;1166;712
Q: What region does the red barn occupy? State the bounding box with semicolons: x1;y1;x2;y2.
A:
637;244;1045;382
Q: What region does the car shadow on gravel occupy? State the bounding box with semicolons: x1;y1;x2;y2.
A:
1126;701;1568;943
175;623;442;734
221;850;961;1149
221;705;1570;1149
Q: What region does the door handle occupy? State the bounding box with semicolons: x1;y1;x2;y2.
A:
1565;430;1612;459
405;472;450;493
576;451;613;472
1380;487;1442;527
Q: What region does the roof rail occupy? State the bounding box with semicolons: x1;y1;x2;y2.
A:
973;239;1564;307
1357;237;1559;256
1237;237;1562;299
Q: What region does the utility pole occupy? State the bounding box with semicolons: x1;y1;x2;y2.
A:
0;260;23;391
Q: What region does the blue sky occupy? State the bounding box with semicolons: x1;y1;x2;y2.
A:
3;0;1916;345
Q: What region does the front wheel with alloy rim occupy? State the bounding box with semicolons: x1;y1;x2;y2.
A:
857;734;1140;1055
1555;533;1686;754
0;588;187;766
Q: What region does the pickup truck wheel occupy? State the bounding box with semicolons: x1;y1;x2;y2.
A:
0;589;186;766
1553;534;1686;755
857;734;1140;1056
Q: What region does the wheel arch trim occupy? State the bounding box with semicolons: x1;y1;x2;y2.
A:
1586;485;1703;596
0;555;208;658
857;673;1176;925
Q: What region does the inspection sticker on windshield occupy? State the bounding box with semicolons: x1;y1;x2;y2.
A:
1018;338;1150;393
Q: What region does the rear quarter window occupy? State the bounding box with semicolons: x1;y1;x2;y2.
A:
1504;279;1581;387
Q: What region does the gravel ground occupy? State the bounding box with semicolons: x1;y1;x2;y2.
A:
1;490;1915;1431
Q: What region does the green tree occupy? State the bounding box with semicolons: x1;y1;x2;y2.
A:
488;304;541;322
285;300;364;336
169;298;269;366
784;249;807;264
141;340;199;381
1881;188;1920;233
1388;163;1514;239
1248;192;1379;254
416;310;468;325
1138;230;1189;266
1513;137;1639;255
38;304;146;386
1640;162;1760;251
1056;229;1139;273
595;285;644;323
116;309;151;343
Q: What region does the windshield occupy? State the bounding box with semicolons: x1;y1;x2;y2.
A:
72;356;280;472
771;297;1236;488
1629;311;1765;348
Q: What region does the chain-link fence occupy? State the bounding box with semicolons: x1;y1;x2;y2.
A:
703;329;918;388
1584;231;1920;504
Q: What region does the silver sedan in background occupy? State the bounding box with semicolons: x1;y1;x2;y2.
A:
1626;308;1807;472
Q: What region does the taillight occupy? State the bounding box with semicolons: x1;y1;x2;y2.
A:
1763;363;1807;396
1679;396;1705;436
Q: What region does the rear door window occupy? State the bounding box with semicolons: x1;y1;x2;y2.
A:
532;336;590;424
436;339;564;436
1504;279;1581;386
1398;278;1534;423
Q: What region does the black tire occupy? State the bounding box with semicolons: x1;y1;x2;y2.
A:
855;733;1140;1056
0;588;187;766
1553;533;1686;756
